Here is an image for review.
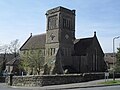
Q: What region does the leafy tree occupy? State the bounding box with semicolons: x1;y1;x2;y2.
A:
115;48;120;72
19;52;30;75
20;49;45;75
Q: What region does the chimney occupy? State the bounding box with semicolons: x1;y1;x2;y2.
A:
94;31;96;37
30;33;32;37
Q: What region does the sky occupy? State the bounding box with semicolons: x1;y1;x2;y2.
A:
0;0;120;53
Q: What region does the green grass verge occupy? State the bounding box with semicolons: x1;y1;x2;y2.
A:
99;80;120;85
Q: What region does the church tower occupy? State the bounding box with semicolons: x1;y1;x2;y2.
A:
45;6;75;74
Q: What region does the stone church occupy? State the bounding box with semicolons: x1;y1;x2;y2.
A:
20;6;107;75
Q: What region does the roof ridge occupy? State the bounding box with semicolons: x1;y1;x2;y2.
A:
75;36;94;40
32;33;46;37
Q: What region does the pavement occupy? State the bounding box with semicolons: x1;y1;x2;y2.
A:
9;78;120;90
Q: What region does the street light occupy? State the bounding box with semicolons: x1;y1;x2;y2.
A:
113;36;120;81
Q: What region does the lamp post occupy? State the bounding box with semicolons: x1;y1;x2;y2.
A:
113;36;120;81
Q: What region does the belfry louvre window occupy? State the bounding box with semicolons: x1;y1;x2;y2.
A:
48;15;58;30
63;18;71;29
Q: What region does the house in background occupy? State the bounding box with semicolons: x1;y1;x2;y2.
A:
0;54;14;76
104;53;116;71
5;56;20;75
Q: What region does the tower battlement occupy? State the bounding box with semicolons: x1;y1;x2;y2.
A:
46;6;75;15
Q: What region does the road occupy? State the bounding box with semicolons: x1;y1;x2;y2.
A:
0;83;31;90
0;83;120;90
67;85;120;90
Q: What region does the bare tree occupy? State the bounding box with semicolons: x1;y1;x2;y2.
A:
8;39;20;57
0;39;20;56
0;44;8;53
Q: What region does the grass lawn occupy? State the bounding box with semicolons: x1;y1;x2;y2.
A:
99;80;120;85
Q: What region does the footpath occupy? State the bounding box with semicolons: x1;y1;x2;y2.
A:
10;78;120;90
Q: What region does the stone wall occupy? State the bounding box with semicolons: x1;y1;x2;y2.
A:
6;73;105;86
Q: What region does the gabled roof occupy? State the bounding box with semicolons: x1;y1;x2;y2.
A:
20;33;46;50
74;37;93;56
6;56;20;65
74;31;103;56
0;54;14;63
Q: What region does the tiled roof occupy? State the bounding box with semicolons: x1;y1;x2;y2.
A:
74;37;93;56
20;33;46;50
104;53;116;64
0;54;14;62
6;56;20;65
